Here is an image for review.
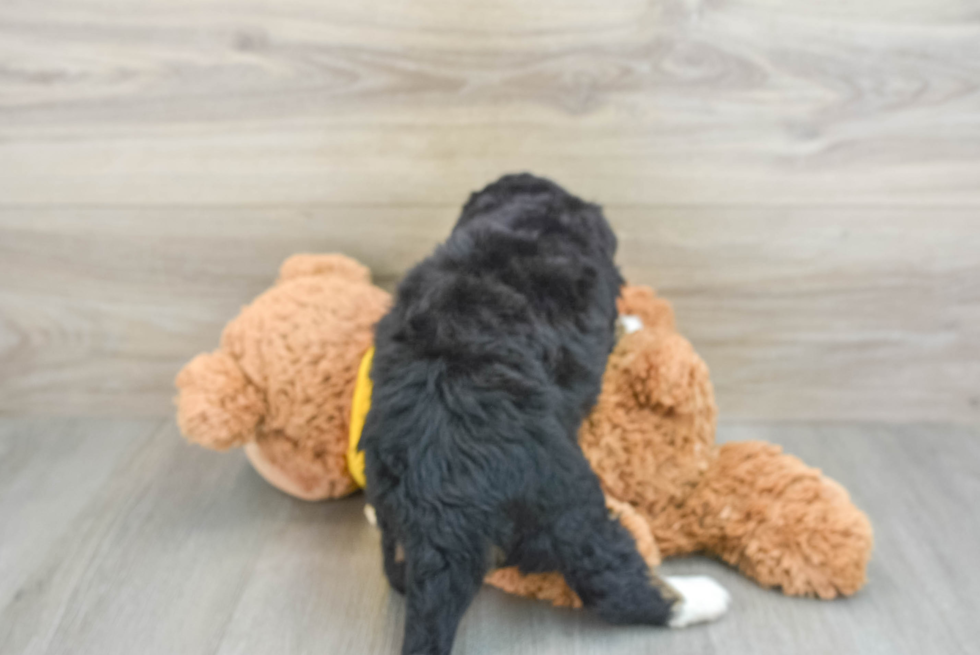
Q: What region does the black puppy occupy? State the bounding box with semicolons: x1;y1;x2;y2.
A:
360;174;728;655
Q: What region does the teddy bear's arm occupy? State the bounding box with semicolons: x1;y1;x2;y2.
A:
175;351;266;450
673;441;874;599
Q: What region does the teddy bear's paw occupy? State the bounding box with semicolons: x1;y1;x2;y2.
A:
665;575;731;628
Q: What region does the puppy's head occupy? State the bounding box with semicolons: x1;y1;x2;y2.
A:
455;173;617;258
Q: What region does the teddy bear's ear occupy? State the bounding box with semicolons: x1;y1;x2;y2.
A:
276;254;371;285
175;351;266;451
617;285;676;332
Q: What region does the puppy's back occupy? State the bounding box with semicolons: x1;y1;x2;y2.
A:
364;174;623;472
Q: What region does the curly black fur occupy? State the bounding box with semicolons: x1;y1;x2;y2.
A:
360;174;677;655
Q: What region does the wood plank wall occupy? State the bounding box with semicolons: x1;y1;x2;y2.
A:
1;0;978;422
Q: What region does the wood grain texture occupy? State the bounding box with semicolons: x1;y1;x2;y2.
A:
1;418;978;655
1;206;977;421
2;0;980;206
1;0;979;421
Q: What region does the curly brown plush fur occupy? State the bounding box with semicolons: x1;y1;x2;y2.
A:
176;254;390;500
488;285;873;603
175;256;872;601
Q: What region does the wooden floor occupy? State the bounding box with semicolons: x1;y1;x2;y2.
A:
1;418;977;655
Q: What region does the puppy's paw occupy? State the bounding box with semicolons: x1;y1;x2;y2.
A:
364;503;378;528
664;576;731;628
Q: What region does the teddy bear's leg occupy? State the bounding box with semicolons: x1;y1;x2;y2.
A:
676;441;873;599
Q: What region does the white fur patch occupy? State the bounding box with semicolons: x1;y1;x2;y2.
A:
364;503;378;527
665;575;731;628
619;314;644;334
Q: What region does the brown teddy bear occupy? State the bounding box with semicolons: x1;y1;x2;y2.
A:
176;254;390;501
176;253;872;603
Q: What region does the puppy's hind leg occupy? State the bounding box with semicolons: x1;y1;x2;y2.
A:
375;506;407;595
401;518;488;655
552;499;730;628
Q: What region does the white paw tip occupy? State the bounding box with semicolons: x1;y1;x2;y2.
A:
363;503;378;527
665;575;731;628
619;315;644;334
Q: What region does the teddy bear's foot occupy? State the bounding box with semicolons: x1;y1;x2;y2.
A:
672;441;874;599
664;576;731;627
